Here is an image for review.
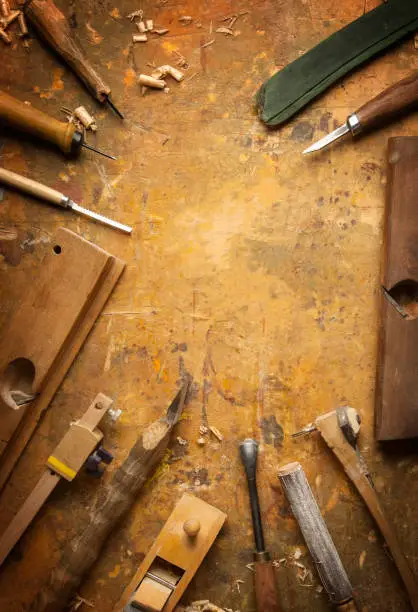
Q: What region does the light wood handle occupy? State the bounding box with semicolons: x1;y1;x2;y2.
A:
0;168;66;207
25;0;111;103
356;72;418;131
0;90;75;153
316;411;418;612
254;561;281;612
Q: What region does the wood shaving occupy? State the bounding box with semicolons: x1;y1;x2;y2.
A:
69;596;94;611
197;437;206;446
245;562;255;572
273;558;287;567
234;579;244;594
199;424;209;435
177;436;188;446
209;425;223;441
173;50;189;68
201;39;215;49
216;26;233;35
126;9;143;21
155;28;169;35
179;16;192;25
133;33;147;42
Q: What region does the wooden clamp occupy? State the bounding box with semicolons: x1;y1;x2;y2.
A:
315;410;418;612
116;493;227;612
0;393;113;567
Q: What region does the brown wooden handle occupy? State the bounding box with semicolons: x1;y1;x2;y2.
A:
25;0;111;103
356;72;418;131
0;90;75;153
254;561;281;612
0;168;65;206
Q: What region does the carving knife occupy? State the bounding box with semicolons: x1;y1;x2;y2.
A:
0;167;132;234
303;72;418;154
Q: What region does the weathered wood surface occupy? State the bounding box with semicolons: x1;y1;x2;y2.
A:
0;1;417;611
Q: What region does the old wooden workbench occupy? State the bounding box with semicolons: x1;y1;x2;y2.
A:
0;1;417;610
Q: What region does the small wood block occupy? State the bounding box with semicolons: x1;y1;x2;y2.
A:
116;493;226;612
131;576;172;611
47;393;112;480
376;137;418;440
0;228;124;491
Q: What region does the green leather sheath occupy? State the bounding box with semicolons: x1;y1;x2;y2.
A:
257;0;418;127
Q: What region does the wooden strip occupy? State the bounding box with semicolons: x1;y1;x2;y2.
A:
375;137;418;440
0;228;124;491
0;470;60;566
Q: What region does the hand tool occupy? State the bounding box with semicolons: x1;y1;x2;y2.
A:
116;493;226;612
33;380;190;612
293;407;418;611
24;0;123;119
278;462;359;611
0;90;116;159
0;168;132;234
257;0;418;128
304;72;418;154
239;439;281;612
0;393;114;567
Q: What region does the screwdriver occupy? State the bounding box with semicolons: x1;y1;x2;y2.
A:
0;90;116;160
304;71;418;154
25;0;124;119
240;439;281;612
0;167;132;234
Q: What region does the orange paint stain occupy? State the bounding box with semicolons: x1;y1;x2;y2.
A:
123;68;137;88
52;68;65;91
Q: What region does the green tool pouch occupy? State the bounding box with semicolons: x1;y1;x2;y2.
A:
257;0;418;127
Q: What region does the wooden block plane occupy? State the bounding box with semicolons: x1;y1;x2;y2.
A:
116;493;227;612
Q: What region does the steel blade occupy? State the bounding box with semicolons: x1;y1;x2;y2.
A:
303;122;350;154
70;201;132;234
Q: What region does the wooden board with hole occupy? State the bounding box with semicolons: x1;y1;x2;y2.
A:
375;137;418;441
116;493;226;612
0;228;124;489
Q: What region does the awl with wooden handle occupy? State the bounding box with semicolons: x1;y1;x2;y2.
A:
0;90;116;159
24;0;123;119
0;167;132;234
304;71;418;154
278;462;359;611
240;439;281;612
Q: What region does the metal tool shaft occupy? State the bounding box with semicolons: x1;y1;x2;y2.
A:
240;439;265;553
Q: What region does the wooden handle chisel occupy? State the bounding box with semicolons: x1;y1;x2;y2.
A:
304;71;418;154
0;167;132;234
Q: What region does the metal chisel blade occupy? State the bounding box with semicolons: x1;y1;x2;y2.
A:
70;201;132;234
303;122;350;154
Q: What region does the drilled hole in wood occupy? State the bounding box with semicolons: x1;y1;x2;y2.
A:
53;245;62;254
0;358;36;409
388;280;418;319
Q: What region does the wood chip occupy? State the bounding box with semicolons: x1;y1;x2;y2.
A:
179;16;192;25
133;33;148;42
165;65;184;82
216;26;233;35
0;27;11;43
197;437;206;446
209;426;223;441
127;9;143;21
200;39;215;49
155;28;169;35
177;436;188;446
137;20;147;33
138;74;166;88
146;19;153;31
199;424;209;435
